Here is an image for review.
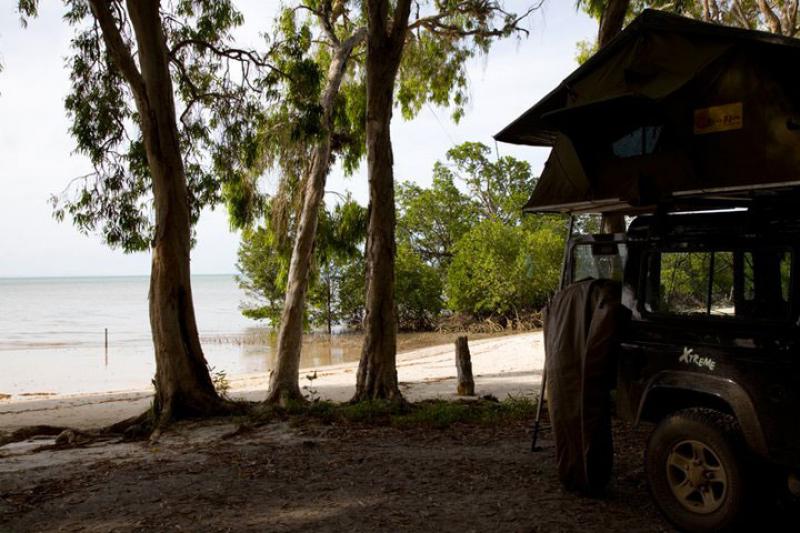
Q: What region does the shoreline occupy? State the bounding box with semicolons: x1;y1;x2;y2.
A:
0;332;544;432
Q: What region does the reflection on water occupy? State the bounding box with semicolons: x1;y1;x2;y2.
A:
1;324;508;398
214;328;509;375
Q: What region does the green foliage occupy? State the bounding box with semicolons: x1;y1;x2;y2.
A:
396;0;538;122
395;243;444;330
237;195;368;329
236;222;289;323
308;199;369;331
446;219;564;316
208;365;231;399
397;166;477;270
17;0;310;251
243;141;565;329
395;141;568;320
445;142;535;225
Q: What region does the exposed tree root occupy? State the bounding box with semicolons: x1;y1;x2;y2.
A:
263;386;308;407
0;400;255;451
0;426;69;448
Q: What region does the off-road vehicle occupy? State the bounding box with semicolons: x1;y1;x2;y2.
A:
566;207;800;531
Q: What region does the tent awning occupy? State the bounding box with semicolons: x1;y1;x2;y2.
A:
497;10;800;214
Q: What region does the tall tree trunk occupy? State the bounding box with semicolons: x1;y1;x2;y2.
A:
326;270;333;335
597;0;630;47
265;30;365;405
93;0;226;425
598;0;630;234
353;0;411;402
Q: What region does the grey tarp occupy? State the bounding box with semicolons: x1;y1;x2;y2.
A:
495;10;800;214
544;279;623;494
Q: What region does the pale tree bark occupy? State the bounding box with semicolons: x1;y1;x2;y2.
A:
781;1;799;36
598;0;630;234
265;28;367;405
757;0;784;34
90;0;226;425
353;0;412;402
732;0;754;29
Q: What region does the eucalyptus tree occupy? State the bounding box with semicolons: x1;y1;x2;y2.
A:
355;0;543;401
257;0;541;403
258;3;368;404
15;0;289;426
237;195;367;332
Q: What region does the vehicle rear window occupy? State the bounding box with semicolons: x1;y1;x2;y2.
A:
644;247;793;321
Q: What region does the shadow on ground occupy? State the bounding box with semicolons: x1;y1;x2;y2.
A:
1;418;677;533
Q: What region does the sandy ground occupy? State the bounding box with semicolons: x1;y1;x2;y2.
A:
2;332;797;532
0;333;543;432
1;417;678;533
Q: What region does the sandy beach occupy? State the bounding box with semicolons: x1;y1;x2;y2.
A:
0;332;544;432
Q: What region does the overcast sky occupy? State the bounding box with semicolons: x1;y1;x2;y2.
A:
0;1;596;278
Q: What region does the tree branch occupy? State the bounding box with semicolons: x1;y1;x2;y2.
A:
88;0;147;106
390;0;414;46
756;0;783;34
407;1;540;39
170;39;267;65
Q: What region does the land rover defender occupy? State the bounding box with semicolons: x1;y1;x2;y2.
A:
566;208;800;530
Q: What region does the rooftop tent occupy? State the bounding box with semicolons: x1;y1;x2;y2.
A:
495;10;800;214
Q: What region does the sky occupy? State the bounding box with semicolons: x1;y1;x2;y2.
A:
0;1;597;278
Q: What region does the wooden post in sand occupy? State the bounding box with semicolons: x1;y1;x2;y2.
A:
455;336;475;396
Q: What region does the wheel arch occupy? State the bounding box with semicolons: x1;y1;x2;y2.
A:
636;371;768;457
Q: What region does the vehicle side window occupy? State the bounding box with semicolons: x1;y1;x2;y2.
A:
571;243;626;283
644;247;792;321
743;251;791;305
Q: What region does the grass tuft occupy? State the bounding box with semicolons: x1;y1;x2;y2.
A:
247;396;537;429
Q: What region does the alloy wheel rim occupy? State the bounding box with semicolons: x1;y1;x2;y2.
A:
666;439;728;514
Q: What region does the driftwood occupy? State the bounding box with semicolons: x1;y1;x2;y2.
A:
455;336;475;396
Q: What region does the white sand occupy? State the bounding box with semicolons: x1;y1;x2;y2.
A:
0;332;544;432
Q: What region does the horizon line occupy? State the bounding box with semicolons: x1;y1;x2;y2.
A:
0;273;238;280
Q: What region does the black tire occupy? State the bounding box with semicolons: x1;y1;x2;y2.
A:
645;408;748;532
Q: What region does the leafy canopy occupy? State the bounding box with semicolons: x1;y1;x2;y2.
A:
14;0;323;251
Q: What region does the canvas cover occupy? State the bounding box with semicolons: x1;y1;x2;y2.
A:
544;279;623;494
495;10;800;214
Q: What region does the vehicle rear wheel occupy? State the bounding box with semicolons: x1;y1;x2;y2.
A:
646;408;748;532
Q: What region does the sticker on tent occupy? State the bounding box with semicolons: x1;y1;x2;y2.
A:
694;103;743;135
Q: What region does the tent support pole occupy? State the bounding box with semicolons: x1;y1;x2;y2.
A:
531;214;575;452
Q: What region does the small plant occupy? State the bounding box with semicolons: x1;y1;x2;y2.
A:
302;371;319;402
208;365;230;399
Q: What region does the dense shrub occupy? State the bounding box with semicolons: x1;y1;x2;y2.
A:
447;219;563;316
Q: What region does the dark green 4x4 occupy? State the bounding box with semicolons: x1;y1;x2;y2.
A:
567;209;800;531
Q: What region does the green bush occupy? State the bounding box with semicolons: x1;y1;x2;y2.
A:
447;219;563;316
395;243;444;330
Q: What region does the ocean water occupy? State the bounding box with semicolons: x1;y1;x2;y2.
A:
0;275;278;398
0;275;494;400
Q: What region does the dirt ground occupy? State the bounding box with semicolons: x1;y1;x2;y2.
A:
0;417;678;533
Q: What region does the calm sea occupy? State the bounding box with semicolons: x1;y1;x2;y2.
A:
0;275;282;398
0;275;491;400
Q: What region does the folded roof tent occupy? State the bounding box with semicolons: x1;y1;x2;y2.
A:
495;9;800;214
